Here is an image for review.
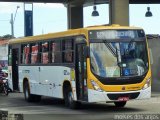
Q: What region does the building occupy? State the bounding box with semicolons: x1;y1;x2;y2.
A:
0;39;9;70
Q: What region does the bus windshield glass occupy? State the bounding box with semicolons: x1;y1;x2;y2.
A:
89;29;148;78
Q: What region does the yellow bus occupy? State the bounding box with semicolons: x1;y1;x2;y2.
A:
8;25;151;108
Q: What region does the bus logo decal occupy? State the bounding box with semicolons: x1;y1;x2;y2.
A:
64;70;69;75
122;86;126;90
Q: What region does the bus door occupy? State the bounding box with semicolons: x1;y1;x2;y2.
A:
75;44;88;101
12;48;19;91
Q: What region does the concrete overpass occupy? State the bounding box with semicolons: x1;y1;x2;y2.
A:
1;0;160;29
1;0;160;4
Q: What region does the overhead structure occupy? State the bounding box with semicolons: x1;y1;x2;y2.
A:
1;0;160;4
109;0;129;26
0;0;159;29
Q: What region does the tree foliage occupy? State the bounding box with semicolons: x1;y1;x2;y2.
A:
0;34;13;39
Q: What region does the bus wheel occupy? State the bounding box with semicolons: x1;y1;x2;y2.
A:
114;101;127;107
64;87;78;109
34;95;41;102
24;82;34;102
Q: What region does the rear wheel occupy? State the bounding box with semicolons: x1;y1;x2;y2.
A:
114;101;127;107
24;81;41;102
34;95;41;102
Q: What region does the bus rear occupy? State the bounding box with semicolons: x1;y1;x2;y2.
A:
86;27;151;107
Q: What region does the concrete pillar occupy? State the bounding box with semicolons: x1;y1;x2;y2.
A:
67;5;83;29
109;0;129;26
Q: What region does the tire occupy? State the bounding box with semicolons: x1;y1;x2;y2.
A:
114;101;127;107
24;81;33;102
24;82;41;102
33;95;41;102
64;87;79;109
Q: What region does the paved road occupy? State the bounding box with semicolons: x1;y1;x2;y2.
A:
0;92;160;120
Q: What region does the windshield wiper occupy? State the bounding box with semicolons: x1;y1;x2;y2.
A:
103;40;122;66
103;40;117;57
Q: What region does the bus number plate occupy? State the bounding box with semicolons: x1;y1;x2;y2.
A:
118;97;129;101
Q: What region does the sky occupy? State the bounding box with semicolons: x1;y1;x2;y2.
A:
0;2;160;38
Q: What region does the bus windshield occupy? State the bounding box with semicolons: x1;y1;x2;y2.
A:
89;30;148;78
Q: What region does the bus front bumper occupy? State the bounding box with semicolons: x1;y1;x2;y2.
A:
87;86;151;103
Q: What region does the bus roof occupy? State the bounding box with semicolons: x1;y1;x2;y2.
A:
9;25;143;44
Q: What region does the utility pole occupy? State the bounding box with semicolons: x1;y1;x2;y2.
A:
10;6;20;38
10;13;14;38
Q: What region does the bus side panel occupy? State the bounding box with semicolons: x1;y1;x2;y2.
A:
39;66;74;98
19;66;40;94
19;65;76;99
39;66;56;97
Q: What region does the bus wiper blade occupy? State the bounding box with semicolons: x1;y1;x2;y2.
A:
103;40;117;57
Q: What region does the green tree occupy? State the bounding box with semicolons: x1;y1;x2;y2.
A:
2;34;13;39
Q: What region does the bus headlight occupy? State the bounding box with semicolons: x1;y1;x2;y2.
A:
142;78;151;90
91;80;103;92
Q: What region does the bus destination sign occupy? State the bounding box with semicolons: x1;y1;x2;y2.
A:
89;30;144;40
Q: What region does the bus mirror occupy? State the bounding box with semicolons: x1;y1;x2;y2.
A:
84;46;90;58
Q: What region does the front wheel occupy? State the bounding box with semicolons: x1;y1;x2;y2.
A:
114;101;127;107
64;87;79;109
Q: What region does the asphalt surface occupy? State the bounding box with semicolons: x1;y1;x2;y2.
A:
0;92;160;120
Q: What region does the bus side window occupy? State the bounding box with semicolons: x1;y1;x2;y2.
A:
42;42;49;64
22;45;25;64
25;45;30;64
22;44;30;64
51;41;62;63
31;44;39;64
63;39;74;63
52;42;56;63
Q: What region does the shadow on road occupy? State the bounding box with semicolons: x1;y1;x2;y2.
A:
37;97;145;113
81;103;144;113
0;93;146;114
